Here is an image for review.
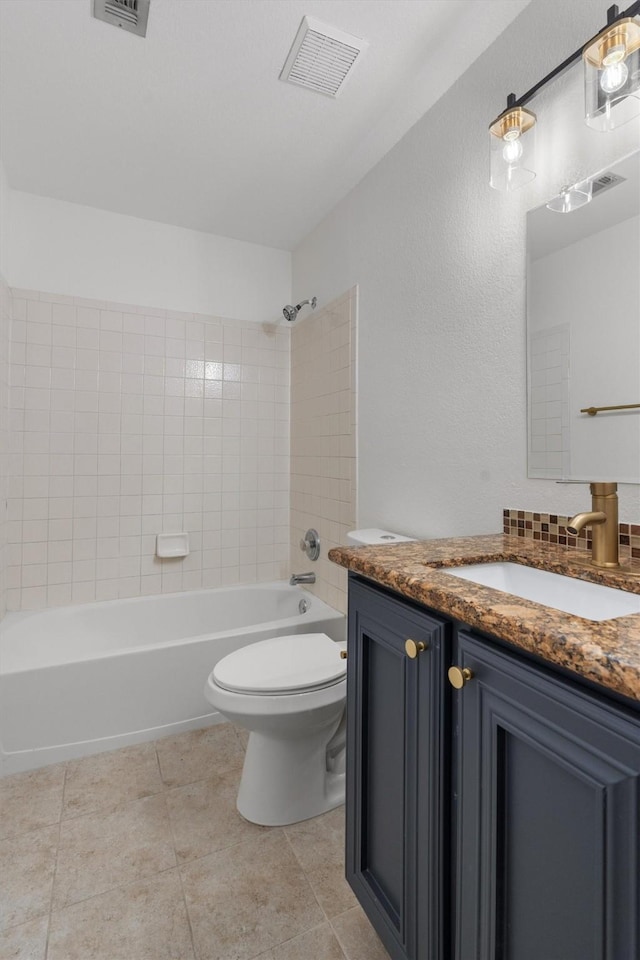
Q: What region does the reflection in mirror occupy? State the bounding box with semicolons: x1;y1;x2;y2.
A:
527;151;640;482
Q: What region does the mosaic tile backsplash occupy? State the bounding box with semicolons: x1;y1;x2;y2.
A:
504;509;640;560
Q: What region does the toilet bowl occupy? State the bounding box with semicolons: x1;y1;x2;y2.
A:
204;632;347;826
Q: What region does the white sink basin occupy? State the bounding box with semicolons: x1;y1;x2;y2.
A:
440;562;640;622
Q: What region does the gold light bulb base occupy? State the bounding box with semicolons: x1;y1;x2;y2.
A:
583;18;640;68
489;106;536;141
600;28;628;65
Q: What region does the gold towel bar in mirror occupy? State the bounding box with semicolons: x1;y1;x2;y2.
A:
580;403;640;417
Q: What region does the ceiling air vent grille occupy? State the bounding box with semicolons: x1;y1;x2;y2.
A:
93;0;150;37
280;17;367;98
591;171;626;198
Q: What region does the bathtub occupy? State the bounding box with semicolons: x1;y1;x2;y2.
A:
0;582;345;776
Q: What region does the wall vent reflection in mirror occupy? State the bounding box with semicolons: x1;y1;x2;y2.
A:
592;171;627;196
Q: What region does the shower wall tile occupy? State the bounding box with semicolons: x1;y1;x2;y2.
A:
7;290;290;611
290;288;357;615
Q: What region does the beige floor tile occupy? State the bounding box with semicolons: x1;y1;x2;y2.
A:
53;794;176;909
284;807;353;918
166;767;270;862
0;764;66;840
259;922;347;959
62;742;164;820
284;805;346;872
0;826;58;932
0;915;49;960
156;724;245;788
304;860;358;919
47;868;195;960
181;832;324;960
331;906;390;960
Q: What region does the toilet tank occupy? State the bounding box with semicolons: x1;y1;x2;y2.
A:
347;528;416;546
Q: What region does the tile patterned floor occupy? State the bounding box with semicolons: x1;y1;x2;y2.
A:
0;725;390;960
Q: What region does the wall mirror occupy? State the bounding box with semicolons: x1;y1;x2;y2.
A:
526;150;640;482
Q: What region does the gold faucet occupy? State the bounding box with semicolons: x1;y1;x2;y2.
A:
567;482;620;568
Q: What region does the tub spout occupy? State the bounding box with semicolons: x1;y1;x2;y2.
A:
289;572;316;585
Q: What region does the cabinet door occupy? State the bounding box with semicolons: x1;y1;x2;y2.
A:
454;630;640;960
346;577;448;960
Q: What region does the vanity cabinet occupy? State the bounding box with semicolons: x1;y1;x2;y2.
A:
345;577;449;960
346;574;640;960
454;630;640;960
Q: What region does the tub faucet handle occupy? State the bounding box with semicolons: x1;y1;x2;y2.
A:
299;529;320;561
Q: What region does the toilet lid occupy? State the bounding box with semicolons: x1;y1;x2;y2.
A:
213;633;346;695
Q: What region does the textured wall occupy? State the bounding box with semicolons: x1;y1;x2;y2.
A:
0;275;11;619
293;0;640;535
7;290;289;611
290;289;357;614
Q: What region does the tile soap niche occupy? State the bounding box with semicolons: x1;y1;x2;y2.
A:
156;533;190;559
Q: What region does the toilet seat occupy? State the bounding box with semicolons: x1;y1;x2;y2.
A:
213;632;346;696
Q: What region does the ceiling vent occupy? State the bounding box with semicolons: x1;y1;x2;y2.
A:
591;171;626;198
280;16;367;98
93;0;150;37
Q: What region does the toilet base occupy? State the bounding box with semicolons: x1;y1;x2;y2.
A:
237;716;345;826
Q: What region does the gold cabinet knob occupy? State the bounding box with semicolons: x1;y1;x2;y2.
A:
448;666;474;689
339;649;347;660
405;639;426;659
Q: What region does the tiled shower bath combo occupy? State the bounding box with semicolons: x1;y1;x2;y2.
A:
0;284;368;957
5;289;291;611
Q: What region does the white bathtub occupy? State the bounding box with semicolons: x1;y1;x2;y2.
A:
0;582;345;776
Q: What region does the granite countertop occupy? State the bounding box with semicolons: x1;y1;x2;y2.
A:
328;534;640;702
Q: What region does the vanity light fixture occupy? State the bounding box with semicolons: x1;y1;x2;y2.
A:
546;178;593;212
584;15;640;129
489;96;537;192
490;1;640;193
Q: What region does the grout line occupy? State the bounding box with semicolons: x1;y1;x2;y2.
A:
48;862;180;917
44;811;64;960
41;762;69;956
164;789;199;960
280;827;330;923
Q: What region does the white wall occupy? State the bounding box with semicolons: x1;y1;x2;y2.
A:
293;0;640;535
4;189;291;324
0;162;12;281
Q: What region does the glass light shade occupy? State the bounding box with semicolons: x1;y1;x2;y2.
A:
546;179;593;213
489;107;536;192
583;17;640;131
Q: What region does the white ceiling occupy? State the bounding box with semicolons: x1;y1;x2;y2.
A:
0;0;529;250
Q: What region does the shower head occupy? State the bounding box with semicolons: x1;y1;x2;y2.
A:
282;297;317;322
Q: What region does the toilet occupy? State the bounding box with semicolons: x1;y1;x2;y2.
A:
204;632;347;826
204;528;414;827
